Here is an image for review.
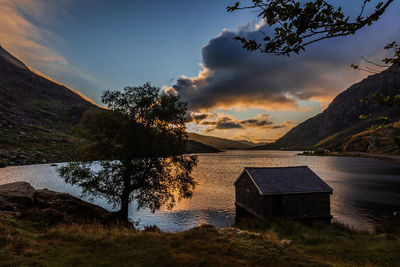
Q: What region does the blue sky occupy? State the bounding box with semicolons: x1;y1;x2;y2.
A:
1;0;399;142
18;0;254;97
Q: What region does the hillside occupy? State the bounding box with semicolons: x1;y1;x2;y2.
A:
0;45;100;166
340;122;400;154
188;133;251;150
255;65;400;151
186;140;221;153
0;45;220;166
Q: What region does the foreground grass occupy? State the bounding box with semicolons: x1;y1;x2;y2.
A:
1;214;399;266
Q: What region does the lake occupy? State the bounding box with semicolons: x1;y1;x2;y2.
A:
1;150;400;232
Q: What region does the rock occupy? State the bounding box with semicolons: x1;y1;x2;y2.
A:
34;189;110;221
0;195;16;211
280;239;293;246
0;182;36;210
0;181;111;223
219;227;243;233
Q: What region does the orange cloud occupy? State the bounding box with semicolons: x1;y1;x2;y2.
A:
185;112;297;142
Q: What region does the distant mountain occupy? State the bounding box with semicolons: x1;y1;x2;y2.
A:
186;140;221;153
188;133;251;150
254;65;400;151
235;140;266;147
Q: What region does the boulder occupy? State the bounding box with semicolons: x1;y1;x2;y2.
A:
280;239;293;246
34;189;110;221
0;182;36;210
0;182;111;222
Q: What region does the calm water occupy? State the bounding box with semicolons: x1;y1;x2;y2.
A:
1;150;400;232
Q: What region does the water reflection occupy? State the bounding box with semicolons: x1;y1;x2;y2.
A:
0;150;399;232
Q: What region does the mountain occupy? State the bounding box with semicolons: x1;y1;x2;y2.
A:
0;45;219;166
0;45;98;130
235;140;266;147
186;140;221;153
341;122;400;154
0;45;100;166
188;133;251;150
255;65;400;151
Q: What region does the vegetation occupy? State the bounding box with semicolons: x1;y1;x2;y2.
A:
227;0;396;57
1;213;400;266
58;83;198;221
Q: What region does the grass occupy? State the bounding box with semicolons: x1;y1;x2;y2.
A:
1;214;400;266
0;125;80;165
236;218;400;266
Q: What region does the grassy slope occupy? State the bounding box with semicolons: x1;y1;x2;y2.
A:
1;214;400;266
0;45;98;166
317;122;400;154
0;125;81;166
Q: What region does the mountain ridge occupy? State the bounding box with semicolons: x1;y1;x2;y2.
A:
0;45;222;165
188;132;252;150
0;44;101;165
254;65;400;151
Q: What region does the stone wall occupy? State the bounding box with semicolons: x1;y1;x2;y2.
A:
235;172;265;216
266;193;331;218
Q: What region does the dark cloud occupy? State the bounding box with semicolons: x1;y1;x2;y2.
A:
196;113;289;131
173;17;399;111
214;117;244;129
185;112;212;123
192;113;209;121
241;117;273;127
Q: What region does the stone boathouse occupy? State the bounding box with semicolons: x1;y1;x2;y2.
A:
234;166;333;219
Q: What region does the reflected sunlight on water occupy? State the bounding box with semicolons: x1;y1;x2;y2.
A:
1;150;400;232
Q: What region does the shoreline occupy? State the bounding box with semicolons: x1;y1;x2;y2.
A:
298;151;400;164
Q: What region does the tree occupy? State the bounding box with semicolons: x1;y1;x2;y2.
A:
227;0;395;56
58;83;198;221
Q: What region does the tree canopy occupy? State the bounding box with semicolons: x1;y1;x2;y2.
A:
227;0;395;56
58;83;197;221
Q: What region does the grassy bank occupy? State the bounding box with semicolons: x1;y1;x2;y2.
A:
1;214;400;266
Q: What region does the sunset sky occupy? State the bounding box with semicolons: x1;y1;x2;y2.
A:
1;0;399;142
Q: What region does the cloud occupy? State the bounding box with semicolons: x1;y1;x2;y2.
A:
172;12;400;112
0;0;102;102
282;120;297;128
208;117;244;129
241;114;273;127
186;112;213;123
189;113;290;132
255;18;267;30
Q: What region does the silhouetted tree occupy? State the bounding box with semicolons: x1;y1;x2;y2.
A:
227;0;395;56
58;83;197;221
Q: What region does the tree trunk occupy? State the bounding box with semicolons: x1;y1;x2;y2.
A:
118;161;132;222
118;191;130;221
118;186;130;222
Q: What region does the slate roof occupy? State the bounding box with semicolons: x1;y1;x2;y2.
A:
234;166;333;195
